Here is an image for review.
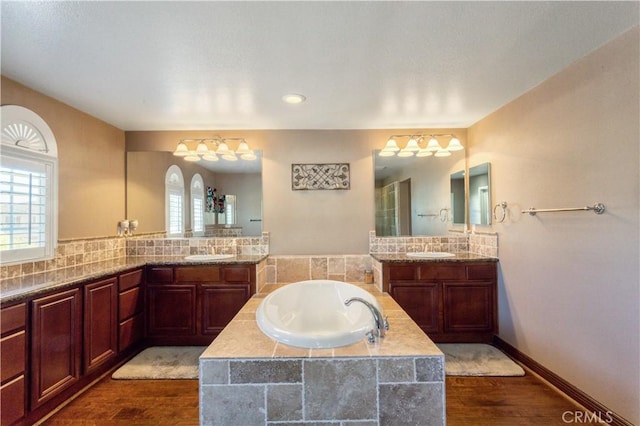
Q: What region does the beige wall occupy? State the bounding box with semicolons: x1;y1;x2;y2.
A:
126;128;463;254
1;76;126;240
468;27;639;423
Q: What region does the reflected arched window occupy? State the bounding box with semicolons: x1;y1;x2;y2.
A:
165;165;184;237
190;174;204;237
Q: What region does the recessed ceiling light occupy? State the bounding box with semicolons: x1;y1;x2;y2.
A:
282;94;306;104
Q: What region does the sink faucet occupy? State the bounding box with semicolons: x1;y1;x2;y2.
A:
344;297;389;343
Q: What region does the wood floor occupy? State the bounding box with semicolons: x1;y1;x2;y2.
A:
42;371;580;425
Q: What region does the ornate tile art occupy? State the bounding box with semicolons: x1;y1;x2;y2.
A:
291;163;350;190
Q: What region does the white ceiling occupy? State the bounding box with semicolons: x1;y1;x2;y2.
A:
1;1;638;131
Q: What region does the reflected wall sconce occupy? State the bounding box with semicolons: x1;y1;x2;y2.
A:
173;138;256;162
379;134;463;158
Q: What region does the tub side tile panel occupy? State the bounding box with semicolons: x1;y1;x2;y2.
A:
304;359;377;421
379;383;445;426
200;385;265;426
415;356;445;382
200;360;229;384
266;384;303;421
377;358;415;383
230;359;302;384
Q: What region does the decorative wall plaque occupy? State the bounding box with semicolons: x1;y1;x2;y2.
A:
291;163;350;190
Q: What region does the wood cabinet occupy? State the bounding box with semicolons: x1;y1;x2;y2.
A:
383;261;497;343
1;303;27;425
83;277;118;374
118;269;144;352
146;264;255;345
30;288;82;409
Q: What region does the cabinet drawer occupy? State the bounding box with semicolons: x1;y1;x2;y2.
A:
1;331;25;383
175;266;221;283
1;303;26;335
466;264;497;280
119;269;143;291
119;287;143;321
222;266;251;283
388;265;417;281
1;375;25;425
419;264;466;280
119;313;144;352
147;267;174;283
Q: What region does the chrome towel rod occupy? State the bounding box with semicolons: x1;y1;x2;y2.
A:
522;203;605;216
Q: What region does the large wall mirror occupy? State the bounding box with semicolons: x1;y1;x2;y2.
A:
374;150;465;236
126;151;263;237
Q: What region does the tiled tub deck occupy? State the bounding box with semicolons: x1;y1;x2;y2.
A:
199;284;445;426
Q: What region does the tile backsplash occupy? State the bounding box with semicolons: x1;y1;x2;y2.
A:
0;233;270;281
369;230;498;258
125;232;270;257
1;236;126;280
1;230;497;283
265;255;373;284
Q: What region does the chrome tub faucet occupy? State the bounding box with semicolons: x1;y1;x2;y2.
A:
344;297;389;343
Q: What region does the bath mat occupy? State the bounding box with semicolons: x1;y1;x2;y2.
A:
112;346;206;380
437;343;525;376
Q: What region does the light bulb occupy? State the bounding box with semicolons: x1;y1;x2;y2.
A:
173;142;189;156
426;137;441;152
446;136;464;151
196;141;209;154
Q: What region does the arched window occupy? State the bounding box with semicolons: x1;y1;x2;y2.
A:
190;174;204;237
1;105;58;265
165;165;184;237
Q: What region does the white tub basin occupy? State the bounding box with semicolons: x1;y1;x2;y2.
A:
256;280;381;349
406;252;455;258
184;254;235;261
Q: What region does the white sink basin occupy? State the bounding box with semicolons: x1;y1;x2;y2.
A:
184;254;235;261
406;252;456;258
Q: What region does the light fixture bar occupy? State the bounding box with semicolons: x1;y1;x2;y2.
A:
173;137;256;162
378;133;464;158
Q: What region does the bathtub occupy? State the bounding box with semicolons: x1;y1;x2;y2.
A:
256;280;383;349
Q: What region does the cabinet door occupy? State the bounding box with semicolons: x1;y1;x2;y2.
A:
119;312;144;352
147;285;197;336
443;282;495;333
84;277;118;374
389;283;441;334
201;285;250;336
31;288;82;409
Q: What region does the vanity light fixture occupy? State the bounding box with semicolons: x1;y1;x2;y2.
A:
379;134;464;158
173;137;256;162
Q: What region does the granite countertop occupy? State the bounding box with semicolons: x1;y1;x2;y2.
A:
0;254;268;306
201;282;443;359
370;252;498;263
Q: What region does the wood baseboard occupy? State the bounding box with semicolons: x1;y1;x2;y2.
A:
493;336;633;426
